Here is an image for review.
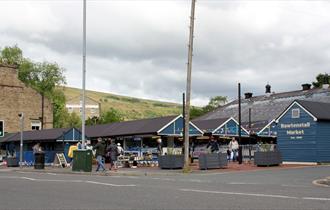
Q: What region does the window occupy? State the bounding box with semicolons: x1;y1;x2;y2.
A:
292;108;300;118
31;121;41;130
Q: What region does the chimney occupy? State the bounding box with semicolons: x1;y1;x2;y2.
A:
265;84;271;94
302;83;311;91
244;92;253;99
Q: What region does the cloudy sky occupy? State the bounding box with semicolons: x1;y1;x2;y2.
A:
1;0;330;106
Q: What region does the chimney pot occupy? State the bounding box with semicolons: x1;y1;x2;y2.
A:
302;83;311;91
244;92;253;99
265;84;271;94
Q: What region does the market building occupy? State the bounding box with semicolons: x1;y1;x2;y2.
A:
0;64;53;133
197;83;330;140
0;115;203;163
0;127;83;164
275;100;330;163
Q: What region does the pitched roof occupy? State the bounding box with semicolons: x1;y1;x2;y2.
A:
296;100;330;121
196;87;330;127
85;115;179;138
0;128;70;142
192;118;229;133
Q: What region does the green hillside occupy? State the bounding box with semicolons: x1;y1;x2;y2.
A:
62;86;182;120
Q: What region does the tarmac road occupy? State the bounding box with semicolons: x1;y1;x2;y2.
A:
0;166;329;209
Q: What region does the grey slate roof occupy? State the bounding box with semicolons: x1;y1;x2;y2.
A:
0;116;180;142
192;118;229;133
85;115;178;138
0;128;70;142
296;100;330;121
197;87;330;131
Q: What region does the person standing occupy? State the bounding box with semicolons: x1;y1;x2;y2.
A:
228;137;239;161
117;143;124;156
32;143;42;154
206;136;219;153
107;139;118;171
93;138;106;172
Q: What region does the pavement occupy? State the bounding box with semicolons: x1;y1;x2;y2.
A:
0;164;330;209
2;161;318;177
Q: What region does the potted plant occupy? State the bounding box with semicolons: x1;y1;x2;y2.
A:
254;143;282;166
199;152;227;170
158;147;184;169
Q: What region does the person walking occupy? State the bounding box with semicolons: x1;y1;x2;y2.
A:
107;139;118;171
93;138;106;172
228;137;239;161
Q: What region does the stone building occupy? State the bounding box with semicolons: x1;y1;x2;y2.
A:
65;96;100;119
0;64;53;133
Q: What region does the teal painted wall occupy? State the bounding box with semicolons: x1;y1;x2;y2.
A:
316;121;330;162
277;104;318;162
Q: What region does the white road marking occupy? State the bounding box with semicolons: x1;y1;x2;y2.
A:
46;173;57;175
180;189;299;199
229;182;259;185
0;175;136;187
85;181;136;187
303;197;330;201
21;177;36;181
180;189;330;202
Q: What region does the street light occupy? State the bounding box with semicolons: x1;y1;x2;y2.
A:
18;113;24;168
248;106;252;160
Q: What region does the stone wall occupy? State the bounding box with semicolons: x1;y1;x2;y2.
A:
0;64;53;133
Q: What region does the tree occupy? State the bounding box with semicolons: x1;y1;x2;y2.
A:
100;108;123;124
85;116;101;126
203;96;227;113
1;45;67;129
312;73;330;88
0;45;23;65
188;96;228;119
190;106;205;119
63;112;82;128
52;89;69;128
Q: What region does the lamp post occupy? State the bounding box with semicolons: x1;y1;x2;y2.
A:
238;83;242;164
81;0;87;149
248;107;252;160
19;113;24;168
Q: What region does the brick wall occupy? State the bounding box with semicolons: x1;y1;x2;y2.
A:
0;64;53;133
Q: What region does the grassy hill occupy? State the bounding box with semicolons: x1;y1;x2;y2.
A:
62;86;182;120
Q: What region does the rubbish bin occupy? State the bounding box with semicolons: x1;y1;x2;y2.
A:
34;152;45;169
72;150;92;172
7;157;19;167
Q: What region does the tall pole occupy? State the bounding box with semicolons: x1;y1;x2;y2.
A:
81;0;86;149
19;113;24;168
182;92;185;144
184;0;196;170
238;83;242;164
248;107;251;160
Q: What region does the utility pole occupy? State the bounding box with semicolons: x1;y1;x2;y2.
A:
81;0;86;149
19;113;24;168
184;0;196;171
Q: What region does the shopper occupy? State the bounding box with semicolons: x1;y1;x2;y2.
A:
206;136;219;153
32;143;42;154
107;139;118;170
117;143;124;156
93;138;106;172
228;137;239;161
